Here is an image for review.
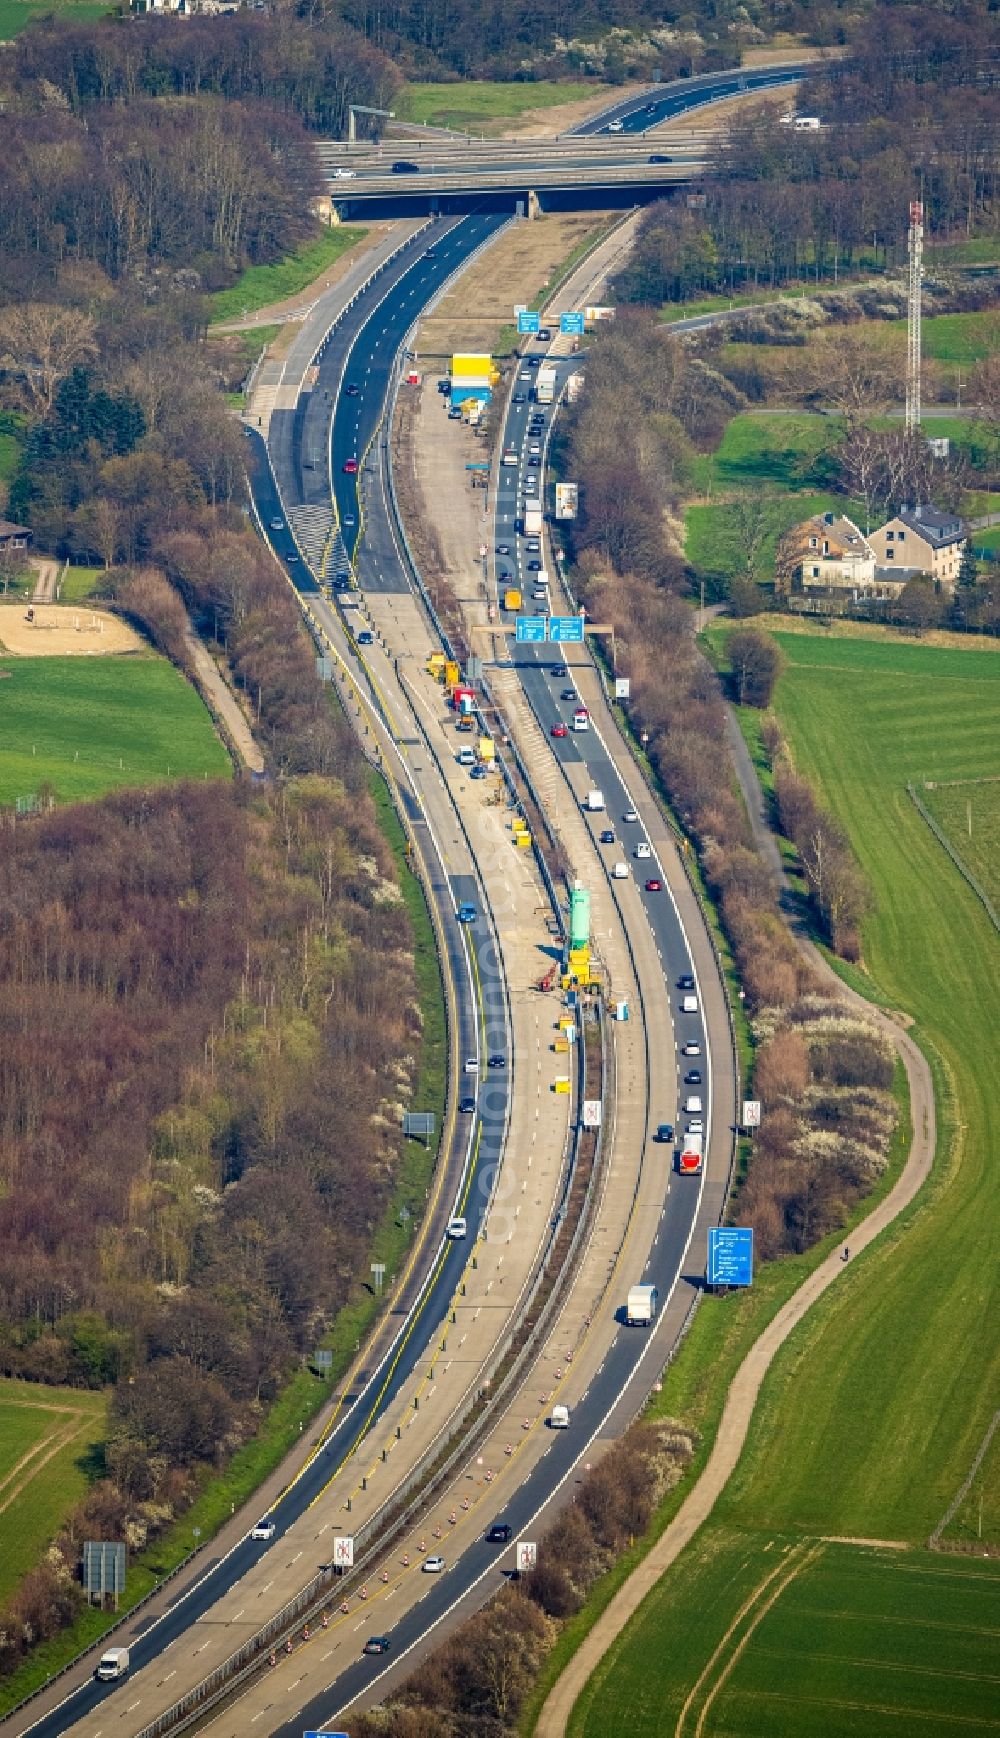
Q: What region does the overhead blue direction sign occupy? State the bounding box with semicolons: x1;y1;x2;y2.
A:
517;310;541;334
560;311;585;336
707;1227;754;1288
515;616;547;643
549;616;585;643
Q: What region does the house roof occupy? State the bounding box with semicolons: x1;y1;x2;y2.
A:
792;512;874;558
0;520;31;540
896;504;964;548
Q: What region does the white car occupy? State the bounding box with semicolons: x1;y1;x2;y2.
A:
446;1216;467;1240
686;1119;704;1135
423;1554;446;1573
333;168;356;180
684;1096;703;1115
251;1519;276;1541
682;1042;701;1057
635;842;652;860
608;118;624;132
623;808;639;823
464;1056;479;1074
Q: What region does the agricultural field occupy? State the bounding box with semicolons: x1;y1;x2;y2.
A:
0;654;231;805
573;628;1000;1736
918;776;1000;911
572;1529;1000;1738
0;1380;107;1611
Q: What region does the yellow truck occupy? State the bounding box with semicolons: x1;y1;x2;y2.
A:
504;588;522;611
478;737;495;762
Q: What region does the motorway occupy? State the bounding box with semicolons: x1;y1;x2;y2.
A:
17;72;748;1738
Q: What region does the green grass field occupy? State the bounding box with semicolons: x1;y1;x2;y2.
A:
395;80;603;133
0;0;107;34
57;566;106;604
918;776;1000;910
684;490;849;584
0;1380;107;1611
572;1530;1000;1738
568;627;1000;1737
0;656;231;805
690;413;845;494
208;229;367;325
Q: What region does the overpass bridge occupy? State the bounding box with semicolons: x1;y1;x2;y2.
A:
317;62;808;217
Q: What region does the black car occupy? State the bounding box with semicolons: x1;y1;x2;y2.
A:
344;382;360;395
486;1522;513;1544
561;687;577;701
648;153;673;164
685;1069;702;1086
363;1635;391;1655
599;829;615;845
679;973;695;991
527;454;541;466
488;1054;507;1070
391;160;420;174
459;1096;476;1114
497;544;511;555
527;559;543;571
657;1122;675;1143
538;328;552;341
551;664;569;678
514;393;526;405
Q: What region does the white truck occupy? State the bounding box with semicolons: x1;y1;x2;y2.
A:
585;790;605;811
524;504;543;537
626;1284;657;1326
95;1647;129;1682
549;1403;571;1429
535;365;557;405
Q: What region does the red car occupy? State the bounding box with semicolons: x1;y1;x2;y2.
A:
343;457;359;474
551;722;568;738
645;877;663;893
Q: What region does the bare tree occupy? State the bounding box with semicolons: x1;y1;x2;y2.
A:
0;304;97;413
805;331;901;428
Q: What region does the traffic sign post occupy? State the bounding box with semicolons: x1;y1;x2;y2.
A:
549;616;585;643
515;616;548;643
560;311;585;336
707;1228;754;1288
332;1535;355;1570
742;1100;761;1129
517;310;541;334
516;1540;538;1574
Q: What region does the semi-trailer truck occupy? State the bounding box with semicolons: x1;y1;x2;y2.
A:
626;1284;657;1325
524;505;543;537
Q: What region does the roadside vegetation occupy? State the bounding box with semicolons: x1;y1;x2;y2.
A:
395;80;606;132
208;228;368;326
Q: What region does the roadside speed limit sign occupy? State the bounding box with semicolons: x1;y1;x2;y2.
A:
516;1541;537;1573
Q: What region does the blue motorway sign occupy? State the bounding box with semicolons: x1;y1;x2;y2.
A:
560;311;585;336
707;1227;754;1288
517;310;541;334
549;615;585;643
515;616;548;643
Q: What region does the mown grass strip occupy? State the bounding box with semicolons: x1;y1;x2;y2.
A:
208;228;368;325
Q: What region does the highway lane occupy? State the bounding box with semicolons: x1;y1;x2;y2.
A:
23;242;514;1738
577;61;804;134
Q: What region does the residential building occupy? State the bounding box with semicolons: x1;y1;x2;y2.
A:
0;519;32;554
869;504;966;587
776;512;876;594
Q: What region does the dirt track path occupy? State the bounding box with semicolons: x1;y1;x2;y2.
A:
535;708;937;1738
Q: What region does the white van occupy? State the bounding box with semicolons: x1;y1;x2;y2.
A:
612;862;629;880
684;1096;703;1115
549;1403;571;1428
635;842;651;860
682;994;698;1014
446;1216;467;1239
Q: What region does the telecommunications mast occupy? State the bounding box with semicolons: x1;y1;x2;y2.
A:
906;199;924;433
